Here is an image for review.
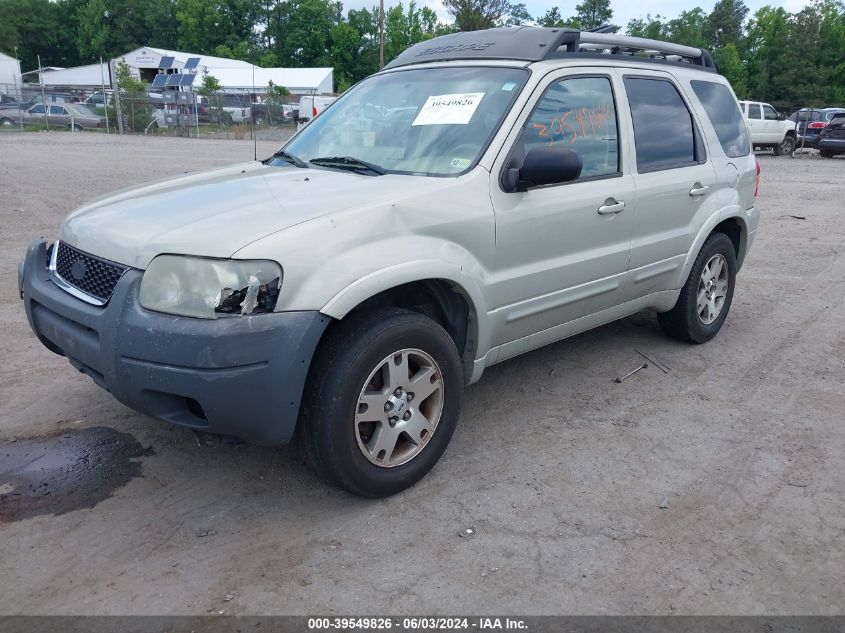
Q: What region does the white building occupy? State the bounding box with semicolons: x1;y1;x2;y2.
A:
117;47;334;95
19;47;334;95
0;50;22;95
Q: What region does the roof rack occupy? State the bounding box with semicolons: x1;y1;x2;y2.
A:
385;26;716;72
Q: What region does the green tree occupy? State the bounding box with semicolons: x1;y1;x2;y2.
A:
627;14;667;40
572;0;612;29
744;6;790;101
704;0;749;52
714;42;746;96
267;0;342;66
504;2;532;26
112;60;153;131
0;0;82;70
442;0;510;31
539;7;565;27
176;0;258;57
665;8;708;49
77;0;177;60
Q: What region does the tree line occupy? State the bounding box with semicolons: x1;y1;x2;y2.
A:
0;0;843;106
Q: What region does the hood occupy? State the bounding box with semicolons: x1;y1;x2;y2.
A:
60;162;452;269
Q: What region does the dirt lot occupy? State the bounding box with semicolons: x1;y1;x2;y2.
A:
0;133;843;615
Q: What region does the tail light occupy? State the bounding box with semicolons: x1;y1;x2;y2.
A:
807;121;826;129
754;158;761;198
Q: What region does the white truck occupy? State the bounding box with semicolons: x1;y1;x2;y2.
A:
738;100;796;155
297;95;337;122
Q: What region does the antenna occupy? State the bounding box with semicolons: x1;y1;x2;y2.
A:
252;63;257;161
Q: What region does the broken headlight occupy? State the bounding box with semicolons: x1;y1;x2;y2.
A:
139;255;282;319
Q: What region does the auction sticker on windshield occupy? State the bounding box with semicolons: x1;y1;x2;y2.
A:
412;93;485;126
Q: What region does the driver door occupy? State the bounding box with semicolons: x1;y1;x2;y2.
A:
487;70;635;350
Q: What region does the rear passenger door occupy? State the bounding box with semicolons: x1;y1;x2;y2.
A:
618;71;720;302
745;102;764;143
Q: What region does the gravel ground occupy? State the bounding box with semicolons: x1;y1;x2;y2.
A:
0;133;843;615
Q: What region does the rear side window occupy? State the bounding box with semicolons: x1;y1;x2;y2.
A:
690;80;751;158
624;77;702;172
523;76;619;179
747;103;761;119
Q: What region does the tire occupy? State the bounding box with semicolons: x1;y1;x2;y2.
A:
302;307;463;497
0;117;13;126
774;135;795;156
819;149;835;158
658;232;737;344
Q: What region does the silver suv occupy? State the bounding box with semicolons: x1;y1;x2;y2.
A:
20;27;759;497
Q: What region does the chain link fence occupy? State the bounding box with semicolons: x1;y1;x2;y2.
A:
0;83;297;143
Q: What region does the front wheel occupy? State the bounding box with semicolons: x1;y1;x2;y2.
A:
658;232;737;343
774;135;795;156
302;308;463;497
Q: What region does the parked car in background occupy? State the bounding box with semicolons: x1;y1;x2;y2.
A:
296;95;337;122
84;91;113;107
17;103;106;130
818;112;845;157
788;107;845;149
252;101;294;125
212;93;251;124
738;100;796;155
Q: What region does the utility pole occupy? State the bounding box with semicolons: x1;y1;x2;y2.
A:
37;55;48;128
13;46;23;131
379;0;385;70
111;59;124;134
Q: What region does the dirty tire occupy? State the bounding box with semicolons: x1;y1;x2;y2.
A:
658;232;737;344
774;135;794;156
819;149;835;158
302;307;463;497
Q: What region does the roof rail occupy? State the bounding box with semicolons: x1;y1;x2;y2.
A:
555;31;716;69
384;26;716;72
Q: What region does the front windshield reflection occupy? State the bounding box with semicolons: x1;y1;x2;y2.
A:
277;66;529;177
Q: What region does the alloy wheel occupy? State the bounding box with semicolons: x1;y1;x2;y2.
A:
354;348;444;468
697;253;729;325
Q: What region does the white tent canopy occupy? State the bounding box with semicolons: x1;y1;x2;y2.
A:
0;50;22;93
207;67;334;95
33;62;110;89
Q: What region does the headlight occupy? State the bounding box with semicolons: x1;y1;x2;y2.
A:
139;255;282;319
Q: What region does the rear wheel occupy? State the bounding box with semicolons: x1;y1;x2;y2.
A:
302;308;463;497
819;149;835;158
0;117;13;126
658;232;737;343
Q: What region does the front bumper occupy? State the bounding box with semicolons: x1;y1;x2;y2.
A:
21;240;329;445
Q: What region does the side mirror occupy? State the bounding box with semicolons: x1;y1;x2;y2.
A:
503;147;583;192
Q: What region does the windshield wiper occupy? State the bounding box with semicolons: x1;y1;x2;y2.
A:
269;149;309;168
309;156;386;175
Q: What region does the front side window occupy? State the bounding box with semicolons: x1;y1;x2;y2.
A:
747;103;762;119
522;76;619;179
690;80;750;158
624;77;703;172
763;105;779;120
279;66;529;177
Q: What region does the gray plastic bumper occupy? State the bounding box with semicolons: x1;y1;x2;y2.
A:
21;239;330;446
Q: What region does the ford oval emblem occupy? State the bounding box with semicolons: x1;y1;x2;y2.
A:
70;259;88;281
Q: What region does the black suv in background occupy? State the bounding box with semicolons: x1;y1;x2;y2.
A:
789;107;845;148
818;112;845;157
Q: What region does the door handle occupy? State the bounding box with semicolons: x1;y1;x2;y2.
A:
689;183;710;197
597;199;626;215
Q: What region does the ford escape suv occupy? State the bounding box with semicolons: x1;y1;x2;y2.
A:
20;27;759;497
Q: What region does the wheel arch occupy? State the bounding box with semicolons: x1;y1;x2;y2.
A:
678;212;750;287
321;266;486;377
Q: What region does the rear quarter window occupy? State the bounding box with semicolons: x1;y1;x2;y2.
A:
690;80;751;158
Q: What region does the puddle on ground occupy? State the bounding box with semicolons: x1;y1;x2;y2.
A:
0;426;153;523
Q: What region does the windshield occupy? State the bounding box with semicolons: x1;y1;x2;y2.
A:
276;66;529;176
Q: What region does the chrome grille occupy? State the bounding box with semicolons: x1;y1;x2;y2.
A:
53;241;128;303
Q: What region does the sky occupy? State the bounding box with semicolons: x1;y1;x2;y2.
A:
346;0;815;28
